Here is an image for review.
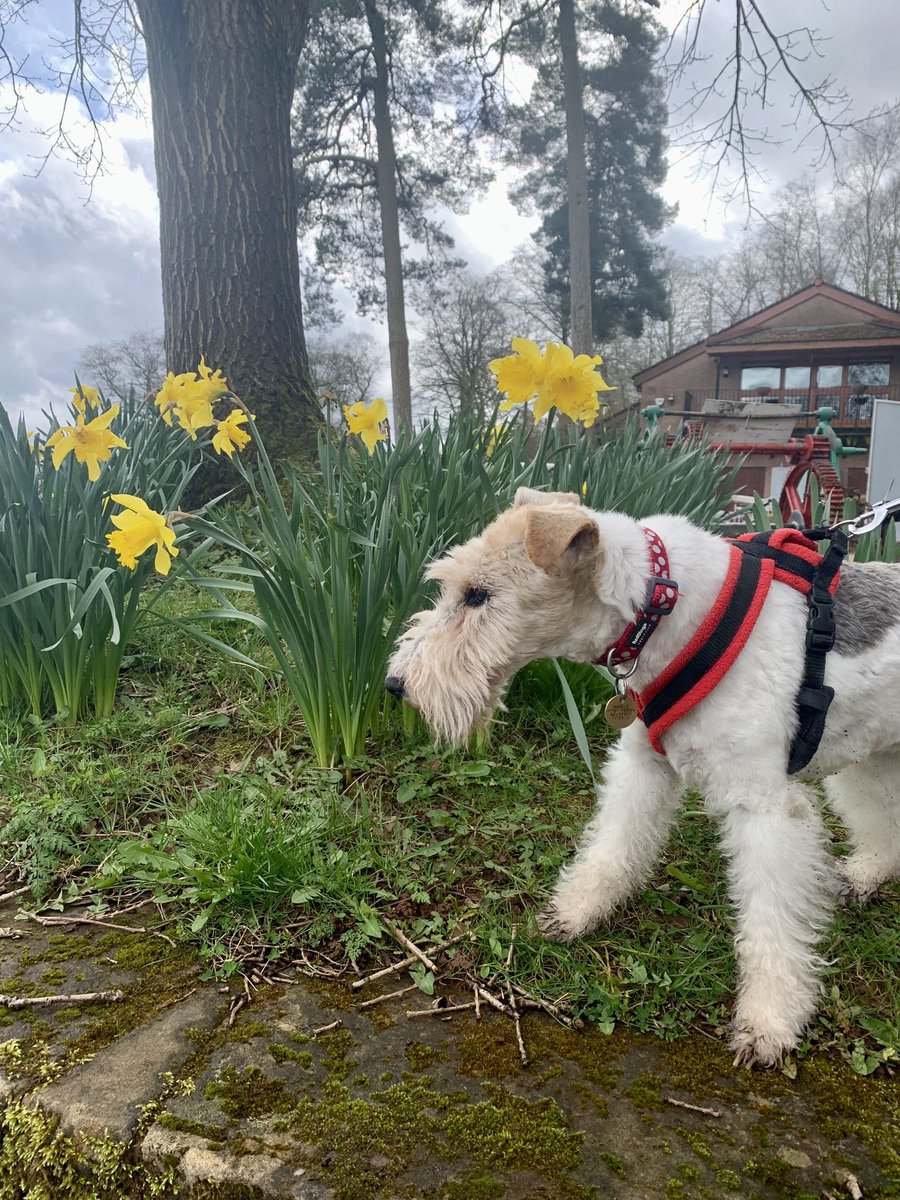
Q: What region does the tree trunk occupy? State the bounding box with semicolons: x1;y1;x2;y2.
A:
557;0;593;358
135;0;321;494
364;0;413;433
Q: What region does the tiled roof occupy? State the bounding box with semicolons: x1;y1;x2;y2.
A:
710;321;900;346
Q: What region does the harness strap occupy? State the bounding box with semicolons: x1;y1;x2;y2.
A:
784;526;848;774
636;527;846;774
639;547;772;753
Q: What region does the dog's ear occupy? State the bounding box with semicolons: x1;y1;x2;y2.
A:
524;506;601;571
514;486;582;508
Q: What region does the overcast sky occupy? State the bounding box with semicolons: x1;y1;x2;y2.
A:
1;0;899;429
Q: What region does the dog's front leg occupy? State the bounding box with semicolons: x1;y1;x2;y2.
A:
539;726;681;941
717;785;839;1067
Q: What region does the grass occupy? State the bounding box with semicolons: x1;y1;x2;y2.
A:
0;581;897;1072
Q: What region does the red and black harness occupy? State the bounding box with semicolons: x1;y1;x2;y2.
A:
599;526;848;774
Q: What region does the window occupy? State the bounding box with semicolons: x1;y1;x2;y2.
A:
816;365;842;387
847;394;875;420
740;366;780;391
784;367;810;390
848;362;889;387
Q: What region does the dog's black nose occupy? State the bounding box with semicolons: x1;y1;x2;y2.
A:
385;675;406;699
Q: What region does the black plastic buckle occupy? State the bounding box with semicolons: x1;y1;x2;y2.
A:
643;576;678;617
806;593;835;652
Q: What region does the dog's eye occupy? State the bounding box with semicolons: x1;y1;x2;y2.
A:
463;586;491;608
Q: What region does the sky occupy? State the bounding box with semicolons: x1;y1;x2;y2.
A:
1;0;899;429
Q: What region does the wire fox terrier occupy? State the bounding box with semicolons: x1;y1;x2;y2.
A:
386;487;900;1066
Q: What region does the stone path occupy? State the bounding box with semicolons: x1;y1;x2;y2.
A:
0;901;896;1199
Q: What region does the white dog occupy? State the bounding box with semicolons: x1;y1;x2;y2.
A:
386;488;900;1066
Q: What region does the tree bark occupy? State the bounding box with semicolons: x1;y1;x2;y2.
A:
557;0;593;358
364;0;413;433
134;0;321;493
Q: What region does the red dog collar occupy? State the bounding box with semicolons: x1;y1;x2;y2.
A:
596;527;679;673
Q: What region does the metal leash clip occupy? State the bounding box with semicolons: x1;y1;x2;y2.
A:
835;496;900;537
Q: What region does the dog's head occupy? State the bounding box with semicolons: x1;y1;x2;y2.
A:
385;488;639;742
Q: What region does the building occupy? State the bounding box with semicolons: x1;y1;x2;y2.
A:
633;281;900;498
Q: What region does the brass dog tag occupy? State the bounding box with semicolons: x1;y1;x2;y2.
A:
605;692;638;729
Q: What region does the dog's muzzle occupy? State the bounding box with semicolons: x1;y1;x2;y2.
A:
384;675;406;699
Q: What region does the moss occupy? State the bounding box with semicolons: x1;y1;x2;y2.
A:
19;934;95;965
626;1072;664;1110
0;1098;177;1198
53;1005;87;1024
225;1020;270;1044
573;1080;608;1119
677;1161;701;1180
404;1040;447;1072
302;978;356;1013
155;1111;228;1142
288;1072;588;1200
598;1150;626;1176
205;1066;295;1120
804;1056;900;1182
440;1167;505;1199
38;966;67;988
455;1015;622;1091
318;1027;358;1082
267;1043;313;1069
677;1127;713;1160
716;1168;742;1190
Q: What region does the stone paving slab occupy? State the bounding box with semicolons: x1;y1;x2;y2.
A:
38;986;224;1141
0;901;895;1198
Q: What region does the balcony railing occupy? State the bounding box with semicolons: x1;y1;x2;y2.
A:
647;384;900;428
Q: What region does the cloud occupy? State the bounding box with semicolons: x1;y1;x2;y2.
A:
0;83;161;430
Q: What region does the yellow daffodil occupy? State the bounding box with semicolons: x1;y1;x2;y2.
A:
344;397;388;454
154;359;230;440
489;338;615;427
44;405;129;482
485;423;507;457
69;385;101;415
212;409;252;457
537;342;614;428
105;494;179;576
489;337;546;409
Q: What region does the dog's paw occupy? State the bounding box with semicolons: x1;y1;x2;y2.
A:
729;1022;795;1069
536;899;599;943
838;857;887;907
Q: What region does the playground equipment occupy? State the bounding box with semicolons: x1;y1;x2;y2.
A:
641;404;867;525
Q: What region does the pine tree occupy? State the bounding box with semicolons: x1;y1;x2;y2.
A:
509;0;672;346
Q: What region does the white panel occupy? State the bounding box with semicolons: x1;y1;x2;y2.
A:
868;399;900;503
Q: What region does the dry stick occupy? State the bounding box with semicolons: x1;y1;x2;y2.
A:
474;984;516;1019
381;920;439;975
663;1096;722;1118
22;912;176;947
508;981;575;1028
0;886;30;904
357;982;421;1010
351;931;467;991
406;1001;478;1019
473;982;481;1020
312;1020;342;1036
0;990;124;1009
227;995;248;1028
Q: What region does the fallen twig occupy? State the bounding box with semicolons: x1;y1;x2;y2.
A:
508;985;529;1067
474;984;516;1019
663;1096;722;1118
406;1001;477;1019
0;928;22;940
21;912;176;947
312;1020;342;1036
357;982;420;1010
381;920;439;975
0;990;124;1009
509;982;575;1027
0;886;30;905
351;931;467;991
473;982;481;1020
227;995;248;1027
